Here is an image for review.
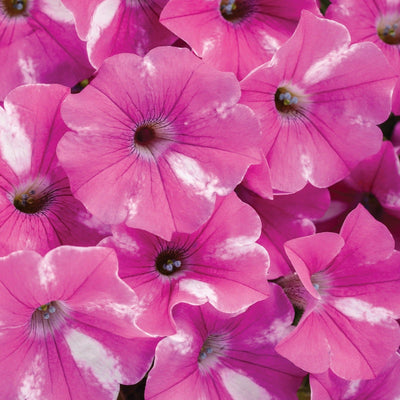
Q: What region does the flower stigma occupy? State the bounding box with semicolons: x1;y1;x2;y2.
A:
377;17;400;45
198;334;229;370
219;0;253;23
13;184;53;214
30;300;69;338
275;87;301;115
1;0;28;17
155;247;186;276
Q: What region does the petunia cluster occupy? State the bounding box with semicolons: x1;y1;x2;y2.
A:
0;0;399;399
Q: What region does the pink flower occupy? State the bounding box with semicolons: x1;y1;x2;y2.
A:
236;183;330;278
160;0;320;79
61;0;176;69
99;192;269;336
276;205;400;379
145;284;305;400
0;246;159;399
310;353;400;400
0;84;106;256
315;141;400;249
240;11;396;192
58;47;261;240
0;0;93;100
327;0;400;114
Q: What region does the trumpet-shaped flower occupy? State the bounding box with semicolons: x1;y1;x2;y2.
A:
0;246;159;400
58;47;261;240
61;0;176;69
240;11;396;192
276;205;400;379
0;0;93;100
327;0;400;114
99;192;269;335
0;84;106;256
315;141;400;249
160;0;320;79
310;353;400;400
236;183;330;278
145;284;305;400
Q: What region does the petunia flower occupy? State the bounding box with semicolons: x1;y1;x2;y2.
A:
315;140;400;249
310;353;400;400
236;183;330;279
61;0;176;69
240;11;396;193
275;205;400;379
0;245;159;400
57;46;262;240
98;192;270;336
160;0;321;79
0;0;94;100
0;84;107;256
327;0;400;114
145;284;305;400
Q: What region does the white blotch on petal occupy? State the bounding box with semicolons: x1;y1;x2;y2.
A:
82;300;137;324
220;368;272;400
40;0;74;23
18;354;44;400
213;236;257;260
167;153;229;199
343;380;361;399
334;298;396;325
202;38;215;56
112;231;140;253
66;329;124;392
127;198;138;219
167;331;194;355
179;279;218;304
140;59;156;77
244;315;293;347
38;260;56;289
18;57;37;84
303;45;350;85
0;105;32;175
385;191;400;207
87;0;120;51
260;31;281;53
300;154;313;180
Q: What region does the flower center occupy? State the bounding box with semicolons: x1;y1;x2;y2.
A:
219;0;253;23
13;185;52;214
155;248;185;276
30;301;68;338
275;87;300;115
361;192;383;220
134;125;156;146
1;0;28;17
198;334;228;367
377;19;400;45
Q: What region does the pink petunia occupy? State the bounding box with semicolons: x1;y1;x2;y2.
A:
236;183;330;279
276;205;400;379
0;245;159;399
310;353;400;400
0;0;93;100
57;47;262;240
240;11;396;193
61;0;176;69
327;0;400;114
0;84;106;256
145;284;305;400
160;0;320;79
98;192;269;336
315;140;400;249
